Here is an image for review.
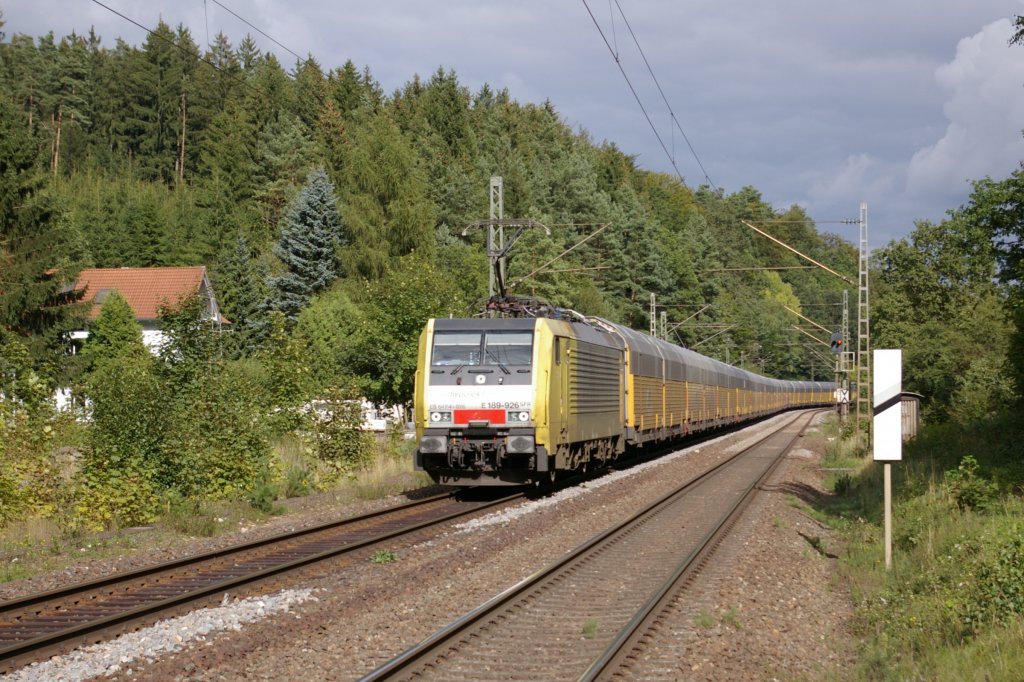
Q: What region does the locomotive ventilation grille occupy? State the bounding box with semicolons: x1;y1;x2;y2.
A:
569;342;622;415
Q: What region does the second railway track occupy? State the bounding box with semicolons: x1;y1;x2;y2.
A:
0;489;525;673
362;409;821;681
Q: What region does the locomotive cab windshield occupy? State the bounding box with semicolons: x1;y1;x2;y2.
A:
430;331;533;369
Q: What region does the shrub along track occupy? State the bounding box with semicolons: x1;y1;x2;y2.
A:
361;410;819;681
0;490;525;674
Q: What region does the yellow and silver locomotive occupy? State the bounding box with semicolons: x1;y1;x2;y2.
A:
413;313;834;486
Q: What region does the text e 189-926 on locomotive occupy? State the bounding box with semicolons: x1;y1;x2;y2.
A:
412;314;834;486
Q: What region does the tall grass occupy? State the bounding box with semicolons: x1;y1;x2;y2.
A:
347;434;433;500
273;427;432;503
821;411;1024;680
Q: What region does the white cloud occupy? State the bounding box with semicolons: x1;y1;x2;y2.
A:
906;19;1024;199
810;154;896;206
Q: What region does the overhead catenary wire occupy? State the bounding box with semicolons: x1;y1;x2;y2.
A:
580;0;699;189
208;0;304;63
610;0;717;191
581;0;716;189
88;0;292;103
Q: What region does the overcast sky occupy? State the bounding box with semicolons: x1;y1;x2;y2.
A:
4;0;1024;247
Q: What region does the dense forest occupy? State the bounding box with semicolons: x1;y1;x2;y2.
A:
1;10;1020;529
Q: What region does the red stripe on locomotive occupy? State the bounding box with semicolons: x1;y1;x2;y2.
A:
454;409;506;425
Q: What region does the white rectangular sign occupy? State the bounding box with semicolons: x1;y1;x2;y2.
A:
873;349;902;461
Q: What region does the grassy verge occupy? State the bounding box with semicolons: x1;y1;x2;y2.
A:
813;412;1024;681
1;432;431;585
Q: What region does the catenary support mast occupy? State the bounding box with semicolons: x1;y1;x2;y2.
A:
856;203;871;441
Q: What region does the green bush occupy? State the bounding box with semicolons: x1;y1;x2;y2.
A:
78;354;164;529
0;339;78;525
246;469;284;515
283;464;312;498
158;493;219;537
75;461;160;530
161;365;272;500
0;458;21;527
946;455;998;512
834;472;853;496
312;387;373;483
964;534;1024;631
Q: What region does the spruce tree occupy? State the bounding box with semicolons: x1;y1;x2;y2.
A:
238;35;261;73
0;97;86;353
269;168;346;322
196;99;257;257
78;291;146;372
252;113;314;237
214;233;270;357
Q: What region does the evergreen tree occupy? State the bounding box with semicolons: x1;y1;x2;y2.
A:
49;32;91;176
290;57;326;129
214;233;270;357
237;35;261;73
331;113;436;279
0;97;86;354
252;112;315;238
268;168;346;321
78;291;146;372
326;60;381;118
204;32;242;112
195;98;258;257
134;21;185;183
122;193;167;266
241;53;292;131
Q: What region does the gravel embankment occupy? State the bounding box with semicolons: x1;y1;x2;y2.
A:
3;412;856;681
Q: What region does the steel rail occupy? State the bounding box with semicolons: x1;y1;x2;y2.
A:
359;410;813;681
0;492;452;617
0;490;524;672
580;409;823;680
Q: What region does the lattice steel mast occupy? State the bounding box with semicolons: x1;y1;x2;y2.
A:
855;203;871;440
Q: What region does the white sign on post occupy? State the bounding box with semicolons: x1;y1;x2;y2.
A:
873;349;902;462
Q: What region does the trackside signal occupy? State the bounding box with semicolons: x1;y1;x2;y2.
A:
830;331;844;353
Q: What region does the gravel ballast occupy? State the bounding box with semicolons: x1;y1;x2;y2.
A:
2;412;856;681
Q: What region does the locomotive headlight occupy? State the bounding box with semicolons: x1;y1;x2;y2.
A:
506;435;535;453
507;410;530;423
419;436;447;453
429;411;452;423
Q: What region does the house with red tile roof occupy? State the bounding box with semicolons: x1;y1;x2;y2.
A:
70;266;227;351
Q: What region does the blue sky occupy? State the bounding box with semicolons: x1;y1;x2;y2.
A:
4;0;1024;247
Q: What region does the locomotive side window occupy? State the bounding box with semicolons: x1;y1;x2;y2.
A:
431;332;482;366
484;332;533;366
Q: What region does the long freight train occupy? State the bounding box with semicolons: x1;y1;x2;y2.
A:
413;313;834;486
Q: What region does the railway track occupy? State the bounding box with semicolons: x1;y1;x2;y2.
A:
0;489;525;673
361;410;820;681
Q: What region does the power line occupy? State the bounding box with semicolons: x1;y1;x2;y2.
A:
580;0;695;189
209;0;304;63
88;0;274;101
581;2;716;189
610;0;717;191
